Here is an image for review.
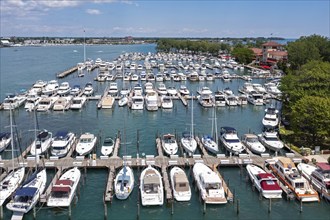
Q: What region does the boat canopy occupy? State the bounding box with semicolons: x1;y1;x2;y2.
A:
55;131;69;139
144;175;159;185
257;173;275;180
316;163;330;171
55;179;74;186
15;187;37;197
221;127;237;133
51;186;71;192
37;130;50;139
0;132;10;139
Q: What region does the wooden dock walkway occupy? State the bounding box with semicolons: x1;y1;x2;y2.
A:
195;136;209;156
56;66;78;78
104;166;116;202
177;93;188;107
40;168;62;203
161;166;173;202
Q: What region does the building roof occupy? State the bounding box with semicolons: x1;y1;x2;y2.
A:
262;41;282;47
250;48;262;56
268;50;288;57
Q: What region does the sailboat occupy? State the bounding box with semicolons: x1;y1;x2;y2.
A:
7;108;47;213
201;107;219;154
114;117;134;200
0;108;25;206
181;94;197;156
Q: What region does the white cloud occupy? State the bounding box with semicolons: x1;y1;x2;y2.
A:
86;9;102;15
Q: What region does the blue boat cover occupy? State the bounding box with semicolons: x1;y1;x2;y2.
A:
0;132;10;139
15;187;37;197
55;130;69;138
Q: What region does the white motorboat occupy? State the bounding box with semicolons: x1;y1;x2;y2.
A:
225;95;238;106
75;133;97;156
145;91;158;111
297;162;330;201
262;107;279;129
53;96;72;111
36;96;57;112
193;163;227;204
197;86;212;95
269;157;319;202
170;166;191;202
2;94;26;110
114;165;134;200
51;131;76;158
101;137;114;156
237;95;248;105
157;83;168;96
162;134;178;155
108;82;119;96
70;85;82;97
214;91;226;107
7;168;47;213
140;165;163;206
161;96;173;109
57;82;71;96
258;131;283;152
30;130;53;156
70;96;87;110
167;86;177;96
201;135;218;154
28;80;47;95
120;87;130;96
24;93;40;110
133;84;143;96
247;91;264;105
83;83;94;96
242;134;266;155
0;132;11;152
179;85;190;96
246;164;282;199
131;95;144;110
42;80;59;96
219;127;245;155
144;82;154;94
198;94;214;108
118;96;128;107
47;167;81;207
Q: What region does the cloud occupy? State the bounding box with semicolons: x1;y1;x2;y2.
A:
86;9;102;15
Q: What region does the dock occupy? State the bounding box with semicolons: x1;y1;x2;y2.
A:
56;66;78;78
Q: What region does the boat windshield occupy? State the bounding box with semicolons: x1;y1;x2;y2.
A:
265;136;278;141
225;138;240;143
294;182;305;189
247;137;258;143
80;138;92;143
205;183;220;189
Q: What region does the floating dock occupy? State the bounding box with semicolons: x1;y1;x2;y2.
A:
56;66;78;78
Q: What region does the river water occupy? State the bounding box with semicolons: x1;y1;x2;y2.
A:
0;44;329;220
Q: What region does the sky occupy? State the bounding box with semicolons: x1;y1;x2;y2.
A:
0;0;329;38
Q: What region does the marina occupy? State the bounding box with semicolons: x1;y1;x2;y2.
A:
0;44;329;220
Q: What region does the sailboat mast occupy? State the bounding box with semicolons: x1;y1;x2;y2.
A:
83;29;86;63
191;93;194;137
10;107;14;169
214;107;218;145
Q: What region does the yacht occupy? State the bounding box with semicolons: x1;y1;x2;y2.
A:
57;82;71;96
161;134;178;155
179;85;190;96
269;157;319;202
189;71;199;81
75;133;97;156
140;165;163;206
193;163;227;204
258;131;283;152
83;83;94;96
237;95;248;105
30;130;53;156
70;96;87;110
170;167;191;202
161;96;173;109
131;95;144;110
198;94;214;108
144;82;154;94
6;168;47;213
101;137;114;156
0;132;11;152
70;85;81;97
242;134;266;155
51;131;76;158
201;135;218;154
247;91;264;105
214;91;226;107
131;73;139;81
181;131;197;156
108;82;119;96
225;95;238;106
297;162;330;201
167;86;177;96
157;83;168;96
2;94;26;110
53;96;72;111
28;80;47;95
219;127;245;155
114;165;135;200
42;80;59;96
47;167;81;207
262;107;279;129
24;93;40;110
118;95;128;107
36;96;56;112
133;84;143;96
246;164;282;199
197;87;212;96
145;91;159;111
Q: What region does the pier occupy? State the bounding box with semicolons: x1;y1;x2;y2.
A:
56;66;78;78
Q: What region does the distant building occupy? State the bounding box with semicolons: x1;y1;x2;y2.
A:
1;39;12;46
261;41;287;65
250;48;263;64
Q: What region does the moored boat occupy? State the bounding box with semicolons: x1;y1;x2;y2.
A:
219;127;245;155
258;131;283;152
30;130;53;156
242;134;266;155
161;133;178;155
114;165;134;200
101;137;114;156
51;131;76;158
75;133;97;156
170;166;191;202
140;165;163;206
246;164;282;199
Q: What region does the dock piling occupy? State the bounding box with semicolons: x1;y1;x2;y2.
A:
236;199;240;215
268;198;272;213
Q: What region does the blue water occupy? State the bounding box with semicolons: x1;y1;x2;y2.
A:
0;44;329;220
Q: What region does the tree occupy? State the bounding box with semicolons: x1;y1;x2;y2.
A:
231;47;254;64
291;96;330;146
